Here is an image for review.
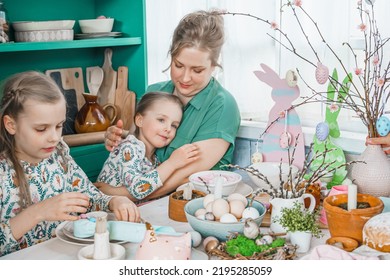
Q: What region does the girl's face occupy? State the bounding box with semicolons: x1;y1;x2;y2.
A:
136;99;182;152
170;47;215;103
4;98;66;164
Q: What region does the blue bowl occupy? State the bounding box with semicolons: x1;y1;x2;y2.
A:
184;198;266;241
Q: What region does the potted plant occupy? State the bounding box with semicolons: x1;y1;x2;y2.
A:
273;201;322;253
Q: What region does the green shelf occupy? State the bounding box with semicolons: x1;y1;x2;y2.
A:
0;37;142;52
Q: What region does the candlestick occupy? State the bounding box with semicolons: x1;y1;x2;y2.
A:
93;212;111;259
347;184;357;211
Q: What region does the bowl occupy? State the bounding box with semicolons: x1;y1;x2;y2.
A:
247;162;299;190
189;170;242;197
14;29;73;42
79;18;114;33
12;20;75;32
184;197;266;241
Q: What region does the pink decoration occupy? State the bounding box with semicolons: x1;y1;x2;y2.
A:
315;62;329;84
254;63;305;169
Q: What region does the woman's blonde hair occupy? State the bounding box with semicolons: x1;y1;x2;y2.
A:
0;71;65;209
169;10;225;68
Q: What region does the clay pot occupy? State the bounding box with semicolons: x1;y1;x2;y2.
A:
168;190;205;222
323;193;384;244
75;93;118;133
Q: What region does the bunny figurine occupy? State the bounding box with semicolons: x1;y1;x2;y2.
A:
254;64;305;169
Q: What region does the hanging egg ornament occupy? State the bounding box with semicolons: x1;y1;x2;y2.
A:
286;70;298;87
315;122;330;141
376;116;390;136
315;62;329;84
251;151;263;163
279;131;292;149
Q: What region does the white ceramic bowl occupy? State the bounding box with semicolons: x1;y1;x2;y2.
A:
189;170;242;197
247;162;299;190
184;197;266;241
12;20;75;32
14;29;73;42
79;18;114;33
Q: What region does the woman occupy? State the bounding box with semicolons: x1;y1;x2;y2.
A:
101;10;241;199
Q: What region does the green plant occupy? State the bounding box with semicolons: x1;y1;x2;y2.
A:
273;201;323;238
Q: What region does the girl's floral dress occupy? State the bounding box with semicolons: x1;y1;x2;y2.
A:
0;139;112;256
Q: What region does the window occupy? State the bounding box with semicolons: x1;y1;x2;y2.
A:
146;0;390;137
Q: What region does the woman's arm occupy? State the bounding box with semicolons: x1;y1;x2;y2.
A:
146;138;230;199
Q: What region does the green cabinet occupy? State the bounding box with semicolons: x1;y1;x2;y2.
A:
0;0;148;181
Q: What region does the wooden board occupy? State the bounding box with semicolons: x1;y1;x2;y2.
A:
63;131;105;147
46;67;85;135
114;66;136;132
98;48;117;106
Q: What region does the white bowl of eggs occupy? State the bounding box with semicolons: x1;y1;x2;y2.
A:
189;170;242;197
184;193;266;241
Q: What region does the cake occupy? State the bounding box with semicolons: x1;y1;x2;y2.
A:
362;212;390;253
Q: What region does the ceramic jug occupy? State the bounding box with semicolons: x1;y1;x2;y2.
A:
75;93;118;133
270;193;316;234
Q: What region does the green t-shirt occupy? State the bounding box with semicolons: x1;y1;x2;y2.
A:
147;78;240;170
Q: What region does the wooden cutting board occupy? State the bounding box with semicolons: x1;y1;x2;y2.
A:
98;48;117;106
46;67;85;135
114;66;136;131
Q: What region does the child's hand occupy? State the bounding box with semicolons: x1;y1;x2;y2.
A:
109;196;140;222
168;143;199;169
105;119;124;152
37;192;90;222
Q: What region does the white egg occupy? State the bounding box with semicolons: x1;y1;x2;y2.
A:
229;200;246;219
203;194;215;208
194;208;207;217
196;214;206;220
211;198;230;219
227;193;248;207
189;231;202;247
205;201;214;212
219;213;238;223
242;206;260;219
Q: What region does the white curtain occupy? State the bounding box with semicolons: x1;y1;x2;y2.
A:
145;0;390;134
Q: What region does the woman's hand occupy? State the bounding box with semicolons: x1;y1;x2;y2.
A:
109;196;140;222
366;134;390;154
105;119;125;152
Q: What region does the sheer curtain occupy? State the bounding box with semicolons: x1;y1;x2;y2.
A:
145;0;390;135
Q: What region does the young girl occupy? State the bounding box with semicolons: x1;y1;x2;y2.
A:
0;71;139;256
95;92;199;201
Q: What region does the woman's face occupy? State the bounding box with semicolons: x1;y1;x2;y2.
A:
170;47;215;101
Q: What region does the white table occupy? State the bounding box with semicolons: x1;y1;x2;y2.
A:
0;195;332;260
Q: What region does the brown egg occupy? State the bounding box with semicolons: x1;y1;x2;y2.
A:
205;239;220;253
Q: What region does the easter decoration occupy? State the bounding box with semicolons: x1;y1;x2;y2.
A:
253;64;305;169
309;68;351;188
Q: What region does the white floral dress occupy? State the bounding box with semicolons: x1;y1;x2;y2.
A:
0;139;112;256
97;134;163;200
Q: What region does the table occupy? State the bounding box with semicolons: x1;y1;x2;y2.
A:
0;195;332;260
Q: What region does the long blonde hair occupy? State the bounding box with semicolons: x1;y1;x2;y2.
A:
0;71;65;209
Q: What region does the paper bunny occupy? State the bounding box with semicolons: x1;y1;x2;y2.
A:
254;63;305;169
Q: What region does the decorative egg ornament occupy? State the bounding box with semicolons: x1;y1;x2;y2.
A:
376;116;390;136
315;122;330;141
286;70;298;87
315;62;329;84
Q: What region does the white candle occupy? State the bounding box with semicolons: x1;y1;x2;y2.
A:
213;175;224;199
347;184;357;210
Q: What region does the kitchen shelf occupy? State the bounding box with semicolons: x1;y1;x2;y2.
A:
0;37;142;52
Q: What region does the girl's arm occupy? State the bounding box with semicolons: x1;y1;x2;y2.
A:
147;138;229;199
